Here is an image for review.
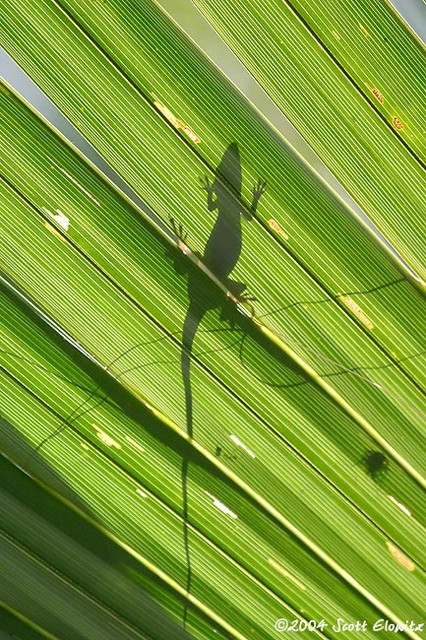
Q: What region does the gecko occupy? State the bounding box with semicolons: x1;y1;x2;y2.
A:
170;142;266;439
169;143;265;628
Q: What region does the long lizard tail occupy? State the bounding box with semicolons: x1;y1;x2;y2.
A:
181;303;206;438
180;302;205;627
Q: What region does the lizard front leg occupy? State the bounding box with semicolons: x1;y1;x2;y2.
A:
170;217;189;252
250;179;267;214
200;176;218;212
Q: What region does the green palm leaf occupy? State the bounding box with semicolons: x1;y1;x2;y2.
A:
1;1;426;636
1;284;425;638
271;0;425;160
1;7;426;485
1;77;425;501
1;76;426;636
189;0;426;279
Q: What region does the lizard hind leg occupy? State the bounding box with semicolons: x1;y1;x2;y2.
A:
227;280;257;308
221;280;256;328
227;280;247;298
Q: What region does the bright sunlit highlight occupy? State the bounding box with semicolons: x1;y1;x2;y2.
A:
206;492;238;519
268;559;307;590
229;434;256;458
388;495;412;517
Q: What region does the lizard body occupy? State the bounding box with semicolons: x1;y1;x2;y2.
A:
169;143;265;627
178;142;265;437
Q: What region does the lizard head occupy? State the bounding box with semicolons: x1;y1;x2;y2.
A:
213;141;242;199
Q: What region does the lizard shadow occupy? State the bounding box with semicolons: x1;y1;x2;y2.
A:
179;142;265;441
2;274;294;636
0;278;199;636
170;142;268;626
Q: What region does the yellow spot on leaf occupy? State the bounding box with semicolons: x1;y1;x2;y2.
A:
93;424;121;449
268;559;307;590
372;88;384;104
153;96;201;143
44;221;67;243
125;435;144;453
392;117;404;130
386;541;416;571
268;219;289;239
365;83;384;104
340;296;374;329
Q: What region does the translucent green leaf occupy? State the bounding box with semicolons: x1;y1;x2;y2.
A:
190;0;426;280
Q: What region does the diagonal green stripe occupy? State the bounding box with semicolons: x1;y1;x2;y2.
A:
278;0;425;161
189;0;426;280
1;76;425;488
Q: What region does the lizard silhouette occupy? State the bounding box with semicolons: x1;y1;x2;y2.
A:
169;142;265;627
171;142;266;439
